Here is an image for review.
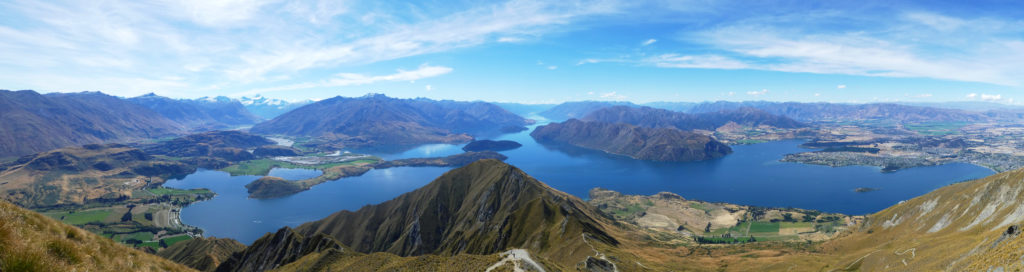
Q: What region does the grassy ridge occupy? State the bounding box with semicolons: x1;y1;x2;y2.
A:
0;200;193;271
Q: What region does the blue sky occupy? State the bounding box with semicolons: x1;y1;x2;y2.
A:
0;0;1022;104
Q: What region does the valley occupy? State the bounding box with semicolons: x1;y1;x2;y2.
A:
0;92;1021;271
5;2;1024;270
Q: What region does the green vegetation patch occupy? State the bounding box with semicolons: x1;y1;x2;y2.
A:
747;221;781;234
780;222;815;229
161;235;192;247
44;209;113;225
147;187;211;196
904;122;968;136
611;203;646;218
115;231;154;244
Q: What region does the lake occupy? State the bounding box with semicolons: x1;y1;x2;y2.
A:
165;123;994;244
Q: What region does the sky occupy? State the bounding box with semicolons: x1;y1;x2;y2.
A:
0;0;1023;104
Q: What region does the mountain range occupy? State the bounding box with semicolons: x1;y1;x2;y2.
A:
583;105;805;130
250;94;531;148
236;95;312;120
0;90;185;158
127;94;261;130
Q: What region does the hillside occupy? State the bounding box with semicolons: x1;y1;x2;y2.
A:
294;159;621;268
821;167;1024;271
0;90;184;157
158;237;246;272
0;144;195;208
250;94;530;148
0;199;193;271
128;94;261;130
584;105;805;130
531;119;732;162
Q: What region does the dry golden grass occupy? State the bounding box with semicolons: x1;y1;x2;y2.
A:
0;200;194;272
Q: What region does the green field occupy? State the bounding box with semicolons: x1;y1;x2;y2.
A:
780;222;815;229
115;231;154;243
219;158;380;176
146;187;211;196
904;122;968;136
44;209;112;225
611;203;646;218
137;235;192;250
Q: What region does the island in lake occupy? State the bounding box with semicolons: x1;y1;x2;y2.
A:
530;119;732;162
461;139;522;152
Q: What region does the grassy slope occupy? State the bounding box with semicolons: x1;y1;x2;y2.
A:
818;168;1024;271
0;199;194;271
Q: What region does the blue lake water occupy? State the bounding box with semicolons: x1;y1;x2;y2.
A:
165;123;994;244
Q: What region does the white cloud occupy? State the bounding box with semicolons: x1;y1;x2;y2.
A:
747;89;768;96
981;94;1002;101
814;93;821;97
727;91;735;96
837;84;846;89
642;38;657;46
238;64;452;95
587;91;595;95
577;58;601;65
672;12;1024;86
903;12;965;32
425;84;432;91
967;93;978;98
547;66;557;70
599;91;626;99
498;37;526;43
915;93;933;98
646;54;749;69
0;0;622;97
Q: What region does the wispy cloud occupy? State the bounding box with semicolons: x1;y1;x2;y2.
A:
0;0;622;97
646;54;748;69
837;84;846;89
237;64;452;96
671;12;1024;86
642;38;657;46
599;91;626;99
747;89;768;96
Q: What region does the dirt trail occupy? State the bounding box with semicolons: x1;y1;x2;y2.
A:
485;249;546;272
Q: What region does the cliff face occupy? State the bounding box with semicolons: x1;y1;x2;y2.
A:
530;119;732;162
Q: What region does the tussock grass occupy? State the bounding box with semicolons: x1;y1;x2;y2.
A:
0;200;195;271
